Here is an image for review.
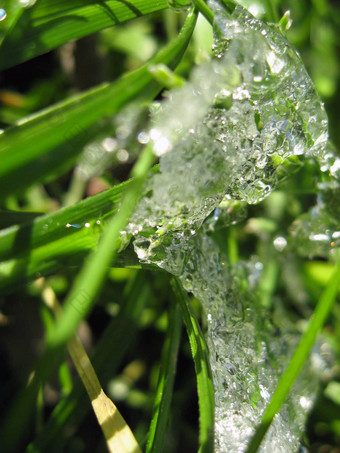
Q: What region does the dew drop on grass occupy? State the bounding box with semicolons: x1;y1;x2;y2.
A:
273;236;287;252
0;8;7;21
124;1;329;450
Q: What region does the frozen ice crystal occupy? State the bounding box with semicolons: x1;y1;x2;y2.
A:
124;1;330;451
127;0;328;267
177;235;323;452
290;142;340;259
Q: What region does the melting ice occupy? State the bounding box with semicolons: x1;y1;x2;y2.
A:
125;1;329;451
291;144;340;259
128;0;327;266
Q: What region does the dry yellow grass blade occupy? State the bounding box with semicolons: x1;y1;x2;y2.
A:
40;281;142;453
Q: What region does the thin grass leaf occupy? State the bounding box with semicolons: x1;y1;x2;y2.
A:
146;302;182;453
29;270;150;452
68;335;142;453
0;209;41;228
0;169;163;294
0;0;24;47
40;281;142;453
0;140;155;451
246;259;340;453
0;0;169;71
192;0;214;25
0;180;128;292
171;277;214;453
0;8;198;200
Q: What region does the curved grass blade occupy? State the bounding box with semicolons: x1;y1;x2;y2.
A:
0;8;198;200
246;259;340;453
28;270;150;452
0;0;168;71
146;302;182;453
0;141;155;451
171;277;214;453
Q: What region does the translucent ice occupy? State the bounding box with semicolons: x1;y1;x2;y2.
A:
127;0;328;267
291;147;340;259
124;1;330;451
177;235;324;453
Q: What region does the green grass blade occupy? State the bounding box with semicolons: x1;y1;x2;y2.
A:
0;210;41;228
28;270;150;452
246;259;340;453
171;277;214;453
0;0;24;47
39;282;142;453
0;142;155;451
0;168;161;293
0;8;198;200
146;302;182;453
0;0;169;71
0;180;127;292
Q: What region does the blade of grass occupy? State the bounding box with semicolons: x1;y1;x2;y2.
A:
246;259;340;453
0;8;198;200
192;0;214;25
0;0;169;71
0;210;41;228
0;168;161;294
171;277;214;453
0;0;24;47
0;140;155;451
41;282;142;453
28;270;150;452
68;336;142;453
146;302;182;453
0;179;128;292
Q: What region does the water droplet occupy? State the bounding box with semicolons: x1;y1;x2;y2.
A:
102;137;117;152
137;131;150;145
116;149;129;162
84;222;90;228
299;396;312;410
309;232;330;242
66;223;81;229
149;129;172;156
0;8;7;21
273;236;287;251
